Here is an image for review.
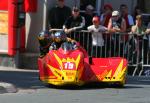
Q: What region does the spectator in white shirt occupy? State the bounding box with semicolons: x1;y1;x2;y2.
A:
87;16;108;57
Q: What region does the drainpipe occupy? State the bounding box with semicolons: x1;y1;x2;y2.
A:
137;0;145;12
43;0;47;30
97;0;102;15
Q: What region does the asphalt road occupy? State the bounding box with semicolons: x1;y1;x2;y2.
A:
0;67;150;103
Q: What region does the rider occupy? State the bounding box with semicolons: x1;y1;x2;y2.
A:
49;30;77;50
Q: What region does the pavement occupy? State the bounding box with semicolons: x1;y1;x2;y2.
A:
0;82;17;94
0;66;39;94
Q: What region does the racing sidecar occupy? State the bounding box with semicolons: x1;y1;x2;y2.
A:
38;42;128;87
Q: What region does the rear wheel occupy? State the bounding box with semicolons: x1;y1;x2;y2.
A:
115;82;124;88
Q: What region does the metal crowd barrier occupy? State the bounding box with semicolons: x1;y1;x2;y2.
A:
50;29;150;76
70;31;150;77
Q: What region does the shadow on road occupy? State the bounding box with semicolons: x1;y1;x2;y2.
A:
0;70;44;90
45;82;144;90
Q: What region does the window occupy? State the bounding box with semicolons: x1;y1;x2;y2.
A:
80;0;96;10
80;0;102;15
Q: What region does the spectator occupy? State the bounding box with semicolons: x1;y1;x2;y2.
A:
80;4;95;53
133;6;142;23
120;4;134;32
63;6;85;41
48;0;71;29
145;22;150;35
108;11;126;33
131;15;147;63
144;21;150;63
100;4;113;57
131;15;146;34
107;10;126;57
87;16;108;57
100;4;113;27
81;4;95;30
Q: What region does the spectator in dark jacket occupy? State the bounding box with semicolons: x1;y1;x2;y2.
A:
63;6;85;46
81;5;95;30
63;6;85;34
120;4;134;32
133;6;142;23
48;0;71;29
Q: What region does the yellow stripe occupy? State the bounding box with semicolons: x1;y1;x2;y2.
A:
54;53;63;68
47;64;62;79
117;66;127;79
113;59;123;77
75;55;81;69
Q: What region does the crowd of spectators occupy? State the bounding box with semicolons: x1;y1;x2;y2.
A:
46;0;150;62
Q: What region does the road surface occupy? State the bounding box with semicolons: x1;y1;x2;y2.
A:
0;67;150;103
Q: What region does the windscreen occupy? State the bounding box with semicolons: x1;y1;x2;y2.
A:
61;42;73;51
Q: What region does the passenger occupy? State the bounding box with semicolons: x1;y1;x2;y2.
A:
120;4;134;32
87;16;108;57
48;0;71;29
63;6;85;41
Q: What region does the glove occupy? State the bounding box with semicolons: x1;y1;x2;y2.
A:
49;44;57;50
71;41;77;49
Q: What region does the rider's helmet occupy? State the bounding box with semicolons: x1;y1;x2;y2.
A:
38;30;51;40
52;30;67;43
38;30;52;46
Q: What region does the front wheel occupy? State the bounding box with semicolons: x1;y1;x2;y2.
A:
114;78;126;88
